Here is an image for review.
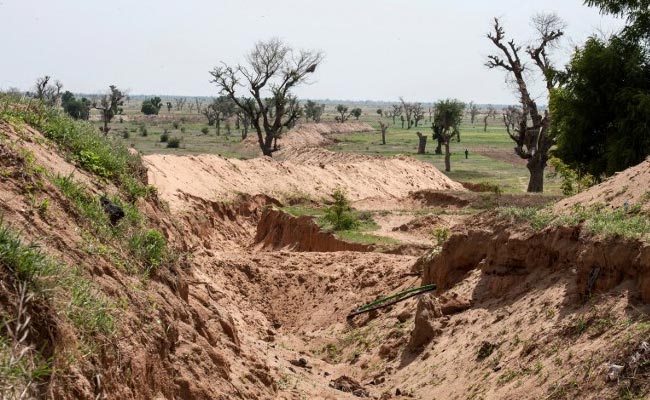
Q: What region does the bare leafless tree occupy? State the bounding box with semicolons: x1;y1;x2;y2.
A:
400;97;415;129
34;76;63;106
174;97;187;111
486;14;564;192
210;38;323;156
391;104;402;125
412;103;425;127
195;98;203;114
483;105;497;132
468;101;479;125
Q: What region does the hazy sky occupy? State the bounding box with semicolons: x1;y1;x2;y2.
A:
0;0;623;104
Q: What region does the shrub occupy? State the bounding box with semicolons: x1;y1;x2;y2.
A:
180;127;186;133
138;124;148;137
172;121;180;129
122;128;129;139
167;137;181;148
160;132;169;143
321;188;359;231
201;127;209;134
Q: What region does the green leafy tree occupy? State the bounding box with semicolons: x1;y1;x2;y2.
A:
433;99;465;172
141;97;163;115
336;104;350;122
351;107;362;120
584;0;650;40
551;35;650;178
305;100;325;122
61;91;91;120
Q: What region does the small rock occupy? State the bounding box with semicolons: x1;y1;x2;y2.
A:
289;358;311;369
606;363;624;381
396;310;412;323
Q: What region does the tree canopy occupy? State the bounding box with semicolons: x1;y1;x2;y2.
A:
551;35;650;178
210;38;323;156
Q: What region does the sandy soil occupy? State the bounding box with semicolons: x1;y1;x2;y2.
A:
3;117;650;399
554;157;650;212
145;147;464;211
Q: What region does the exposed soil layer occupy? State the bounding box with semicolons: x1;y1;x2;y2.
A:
254;208;374;252
4;118;650;399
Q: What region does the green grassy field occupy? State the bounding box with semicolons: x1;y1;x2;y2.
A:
92;103;562;195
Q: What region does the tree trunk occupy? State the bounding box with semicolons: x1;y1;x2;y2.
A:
526;155;546;192
444;141;451;172
381;131;386;145
416;132;427;154
434;134;442;155
216;119;221;136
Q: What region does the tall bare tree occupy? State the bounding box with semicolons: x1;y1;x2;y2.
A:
210;38;323;156
195;98;203;114
391;104;402;125
412;103;425;127
468;101;480;125
399;97;414;129
486;14;564;192
483;106;497;132
34;76;63;106
174;97;187;111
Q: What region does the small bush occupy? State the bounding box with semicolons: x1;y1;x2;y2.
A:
160;132;169;143
122;128;129;139
201;127;209;134
139;125;148;137
321;188;359;231
180;127;186;133
167;137;181;148
172;121;180;129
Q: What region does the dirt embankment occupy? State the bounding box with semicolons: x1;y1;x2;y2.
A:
254;208;373;252
242;121;374;152
401;211;650;399
417;214;650;302
145;148;464;211
555;157;650;212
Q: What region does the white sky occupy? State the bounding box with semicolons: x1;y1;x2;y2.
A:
0;0;623;104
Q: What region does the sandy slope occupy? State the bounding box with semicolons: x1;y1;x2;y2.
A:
554;157;650;212
145;148;464;211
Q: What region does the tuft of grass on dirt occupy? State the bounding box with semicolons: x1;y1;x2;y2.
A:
498;203;650;240
0;219;116;395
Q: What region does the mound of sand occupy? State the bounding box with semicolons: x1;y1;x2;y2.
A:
554;157;650;212
242;121;374;152
145;148;464;210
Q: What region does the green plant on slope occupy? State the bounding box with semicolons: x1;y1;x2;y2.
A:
321;188;359;231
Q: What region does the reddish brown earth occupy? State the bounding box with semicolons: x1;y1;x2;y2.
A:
2;120;649;399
